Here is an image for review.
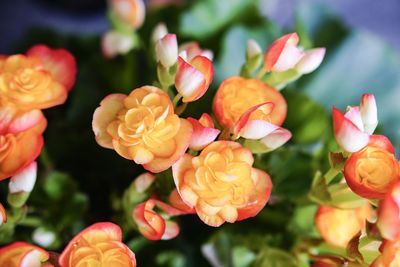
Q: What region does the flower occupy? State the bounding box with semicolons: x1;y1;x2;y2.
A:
175;55;213;102
8;161;37;193
101;31;135;58
133;199;184;240
134;172;156;193
0;109;46;181
0;202;6;226
155;33;178;68
371;239;400;267
111;0;145;29
264;32;304;72
295;48;326;74
343;135;399;199
332;94;378;153
213;76;287;130
0;242;49;267
92;86;193;173
187;113;220;151
246;39;262;59
32;228;56;248
315;205;371;248
59;222;136;267
377;181;400;240
179;42;213;61
151;22;168;43
172;141;272;227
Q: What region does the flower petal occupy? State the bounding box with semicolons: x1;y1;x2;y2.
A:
161;221;180;240
155;33;178;68
188;116;220;151
344;106;364;132
360;93;378;134
9;161;37;193
295;47;326;74
259;127;292;151
8;110;45;134
0;203;7;225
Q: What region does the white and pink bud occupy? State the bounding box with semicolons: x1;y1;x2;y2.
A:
295;48;326;74
175;55;213;102
246;39;262;59
32;228;55;248
187;113;220;151
9;161;37;194
155;33;178;68
134;172;156;193
360;93;378;134
111;0;146;29
151;22;168;43
101;31;134;59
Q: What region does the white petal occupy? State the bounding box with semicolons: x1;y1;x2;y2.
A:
9;161;37;193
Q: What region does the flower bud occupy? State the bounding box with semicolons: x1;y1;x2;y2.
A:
155;33;178;68
134;172;156;193
8;161;37;194
151;22;168;43
111;0;145;29
246;39;262;59
360;93;378;134
32;228;55;248
187;113;220;150
0;242;50;267
295;48;326;74
101;31;134;58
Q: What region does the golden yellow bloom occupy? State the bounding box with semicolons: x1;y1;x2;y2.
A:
172;141;272;227
315;205;372;248
92;86;192;173
59;222;136;267
213;76;287;130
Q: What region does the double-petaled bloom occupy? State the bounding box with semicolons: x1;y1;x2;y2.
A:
59;222;136;267
187;113;220;151
0;242;49;267
92;86;193;173
315;205;372;248
332;94;378;153
213;77;290;150
172;141;272;227
263;32;325;73
111;0;145;29
175;55;213;103
377;181;400;241
343;135;399;199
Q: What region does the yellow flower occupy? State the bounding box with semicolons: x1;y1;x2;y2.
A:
59;222;136;267
172;141;272;227
92;86;192;173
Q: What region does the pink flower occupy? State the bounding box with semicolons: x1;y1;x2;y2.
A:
155;33;178;68
187;113;220;151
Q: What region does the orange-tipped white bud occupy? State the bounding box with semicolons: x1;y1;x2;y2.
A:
295;48;326;74
155;33;178;68
151;22;168;43
101;31;135;59
360;93;378;134
9;161;37;193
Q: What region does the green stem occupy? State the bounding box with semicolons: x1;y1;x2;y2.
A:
173;94;182;107
39;146;54;172
255;67;267;79
324;167;340;184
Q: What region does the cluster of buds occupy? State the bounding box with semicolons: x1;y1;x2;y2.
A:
0;45;76;224
92;30;326;238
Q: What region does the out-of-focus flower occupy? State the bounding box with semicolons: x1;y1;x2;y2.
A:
371;239;400;267
172;141;272;227
295;48;326;74
315;205;372;248
187;113;220;151
8;161;37;193
59;222;136;267
233;102;291;151
32;228;56;248
246;39;262;60
134;172;156;193
111;0;145;29
175;56;213;102
264;32;304;72
92;86;192;173
344;135;399;199
0;109;46;181
179;42;214;61
0;203;6;226
332;94;378;153
0;242;49;267
213;77;287;130
102;31;135;58
133;199;185;240
151;22;168;43
155;33;178;68
377;181;400;240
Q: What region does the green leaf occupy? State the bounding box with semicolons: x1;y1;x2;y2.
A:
179;0;257;39
253;247;297;267
232;246;256;267
288;205;319;238
156;251;186;267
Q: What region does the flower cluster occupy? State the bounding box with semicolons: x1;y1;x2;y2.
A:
0;45;76;223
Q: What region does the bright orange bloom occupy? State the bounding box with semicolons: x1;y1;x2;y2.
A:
92;86;192;173
377;181;400;241
371;239;400;267
315;205;372;248
0;241;49;267
344;135;399;199
0;108;46;181
0;45;76;111
59;222;136;267
172;141;272;227
213;77;286;130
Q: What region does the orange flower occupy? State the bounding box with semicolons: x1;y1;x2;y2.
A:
344;135;399;199
92;86;192;173
0;45;76;111
371;239;400;267
0;108;46;181
315;205;372;248
111;0;145;29
172;141;272;227
0;241;49;267
213;76;287;130
377;181;400;241
59;222;136;267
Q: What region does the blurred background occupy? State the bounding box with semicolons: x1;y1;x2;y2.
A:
0;1;399;266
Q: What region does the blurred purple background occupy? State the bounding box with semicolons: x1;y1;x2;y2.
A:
0;0;399;52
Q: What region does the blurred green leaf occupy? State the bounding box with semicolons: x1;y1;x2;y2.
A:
156;250;187;267
288;205;319;238
253;247;297;267
232;246;256;267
